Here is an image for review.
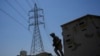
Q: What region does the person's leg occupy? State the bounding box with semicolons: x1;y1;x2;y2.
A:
54;48;60;56
58;45;64;56
59;49;64;56
58;44;64;56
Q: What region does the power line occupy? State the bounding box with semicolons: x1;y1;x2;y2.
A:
4;0;27;21
25;0;32;8
0;9;28;32
15;0;27;14
31;0;35;4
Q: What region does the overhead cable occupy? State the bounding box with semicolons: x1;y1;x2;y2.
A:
25;0;32;8
15;0;27;14
4;0;27;21
0;9;28;31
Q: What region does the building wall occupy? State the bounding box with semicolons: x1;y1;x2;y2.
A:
61;15;100;56
36;52;52;56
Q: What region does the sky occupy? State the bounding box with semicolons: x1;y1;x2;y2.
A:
0;0;100;56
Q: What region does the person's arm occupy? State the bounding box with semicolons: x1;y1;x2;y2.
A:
53;43;55;46
52;39;55;46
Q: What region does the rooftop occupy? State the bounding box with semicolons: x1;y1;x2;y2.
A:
61;14;100;27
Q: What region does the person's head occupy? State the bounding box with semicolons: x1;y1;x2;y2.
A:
50;33;55;37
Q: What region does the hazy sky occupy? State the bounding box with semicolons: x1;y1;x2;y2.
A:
0;0;100;56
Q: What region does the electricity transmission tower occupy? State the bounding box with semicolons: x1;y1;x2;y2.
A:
28;3;45;55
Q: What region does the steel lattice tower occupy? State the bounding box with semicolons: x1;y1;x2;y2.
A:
28;3;45;55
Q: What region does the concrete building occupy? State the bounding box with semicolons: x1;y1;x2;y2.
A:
61;14;100;56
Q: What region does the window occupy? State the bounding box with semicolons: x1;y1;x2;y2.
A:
66;39;70;42
79;21;87;31
67;34;71;37
96;27;100;29
79;22;84;25
82;29;87;31
68;45;72;48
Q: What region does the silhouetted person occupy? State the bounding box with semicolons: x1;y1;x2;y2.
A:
50;33;64;56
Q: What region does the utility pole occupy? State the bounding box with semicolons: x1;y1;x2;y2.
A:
28;3;45;55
